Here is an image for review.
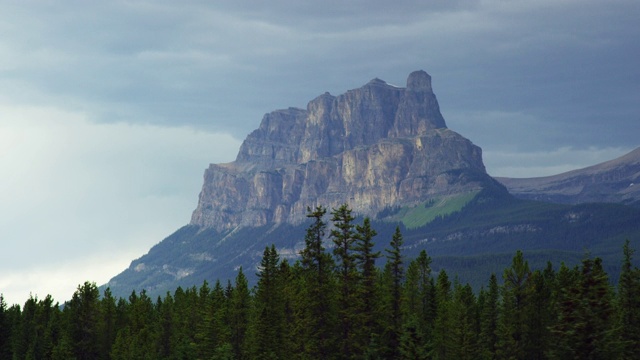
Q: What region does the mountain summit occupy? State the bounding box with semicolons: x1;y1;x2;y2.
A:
190;70;497;231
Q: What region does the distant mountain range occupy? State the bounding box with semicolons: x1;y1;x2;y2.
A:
103;71;640;299
497;147;640;207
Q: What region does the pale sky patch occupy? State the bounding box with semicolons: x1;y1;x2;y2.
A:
0;103;240;304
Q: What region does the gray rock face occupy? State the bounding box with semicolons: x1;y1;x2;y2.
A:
191;70;490;231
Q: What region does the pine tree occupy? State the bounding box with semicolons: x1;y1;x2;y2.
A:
525;267;555;359
300;206;331;278
230;268;251;360
0;295;11;359
283;260;313;359
51;333;75;360
42;296;62;359
171;286;202;358
299;206;337;358
157;292;175;359
275;259;299;359
574;257;617;358
399;315;429;360
354;216;382;349
122;289;158;359
401;251;434;358
617;239;640;359
98;288;118;360
430;269;453;360
382;226;405;359
496;250;531;360
252;245;285;359
403;250;433;339
68;281;101;360
197;280;230;359
547;262;579;359
449;283;479;359
331;203;360;358
479;273;500;360
26;296;43;359
549;257;617;359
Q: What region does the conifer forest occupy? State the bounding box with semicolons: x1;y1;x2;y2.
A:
1;204;640;359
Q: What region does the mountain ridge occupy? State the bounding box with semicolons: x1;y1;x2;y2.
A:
496;147;640;206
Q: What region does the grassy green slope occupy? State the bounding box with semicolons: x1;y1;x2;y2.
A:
385;191;479;229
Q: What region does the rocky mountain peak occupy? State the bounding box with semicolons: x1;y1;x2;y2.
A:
406;70;432;92
191;71;495;231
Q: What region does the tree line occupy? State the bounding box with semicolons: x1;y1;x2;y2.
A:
1;204;639;359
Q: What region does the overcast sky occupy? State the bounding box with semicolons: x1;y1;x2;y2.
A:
1;0;638;305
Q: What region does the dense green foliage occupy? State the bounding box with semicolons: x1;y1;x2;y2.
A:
2;206;640;359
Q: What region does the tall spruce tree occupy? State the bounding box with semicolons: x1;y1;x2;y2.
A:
67;281;101;360
98;288;117;360
171;286;202;358
479;273;500;360
252;245;284;359
355;216;381;349
449;282;479;359
196;280;231;359
156;292;175;359
275;259;299;359
430;269;453;360
230;268;251;360
403;250;433;338
382;226;405;359
0;296;11;359
400;315;429;360
525;266;555;359
549;257;617;359
496;250;531;360
330;203;360;358
574;257;617;358
299;206;336;358
617;240;640;359
547;262;579;359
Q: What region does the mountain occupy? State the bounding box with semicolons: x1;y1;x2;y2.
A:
496;147;640;206
190;70;500;231
104;71;640;299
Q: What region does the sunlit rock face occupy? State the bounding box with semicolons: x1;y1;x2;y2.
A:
190;70;490;231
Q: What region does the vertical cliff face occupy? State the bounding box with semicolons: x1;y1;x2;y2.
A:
190;70;493;231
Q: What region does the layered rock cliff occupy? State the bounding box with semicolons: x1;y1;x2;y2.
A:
191;71;494;231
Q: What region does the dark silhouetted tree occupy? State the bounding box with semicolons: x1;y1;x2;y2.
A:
617;240;640;359
381;226;405;358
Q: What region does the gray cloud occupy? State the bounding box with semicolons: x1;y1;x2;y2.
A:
3;1;637;142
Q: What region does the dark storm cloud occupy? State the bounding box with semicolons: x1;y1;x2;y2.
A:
3;0;638;150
